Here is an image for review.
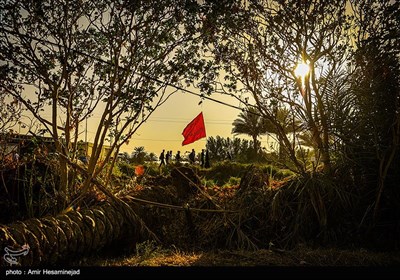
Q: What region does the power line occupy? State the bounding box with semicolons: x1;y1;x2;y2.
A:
78;115;233;123
131;137;206;142
145;119;232;124
150;116;235;122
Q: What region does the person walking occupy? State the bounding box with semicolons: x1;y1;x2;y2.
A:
175;151;181;164
200;149;205;168
189;149;196;164
205;149;211;168
159;149;166;169
166;150;171;164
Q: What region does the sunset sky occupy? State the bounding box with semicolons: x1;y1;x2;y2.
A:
91;89;275;156
15;75;278;158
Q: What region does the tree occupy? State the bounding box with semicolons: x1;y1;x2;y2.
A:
206;135;227;161
0;0;204;206
206;135;255;162
117;151;131;163
0;95;20;137
145;152;157;163
207;0;400;226
202;0;355;174
231;107;267;155
343;0;400;225
131;146;146;164
264;107;303;161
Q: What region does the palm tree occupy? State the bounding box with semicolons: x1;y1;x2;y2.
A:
232;107;268;154
265;108;303;160
131;146;147;164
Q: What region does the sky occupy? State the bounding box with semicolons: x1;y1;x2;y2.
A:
120;90;239;155
95;89;275;156
15;77;278;159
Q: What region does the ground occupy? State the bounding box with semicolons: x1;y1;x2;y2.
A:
70;246;400;278
74;245;400;266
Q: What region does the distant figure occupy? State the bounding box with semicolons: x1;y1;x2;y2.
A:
175;151;181;164
189;149;195;164
166;150;171;164
200;149;205;168
159;149;166;168
205;149;210;168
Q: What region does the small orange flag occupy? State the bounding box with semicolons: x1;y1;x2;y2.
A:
135;165;145;176
182;112;206;146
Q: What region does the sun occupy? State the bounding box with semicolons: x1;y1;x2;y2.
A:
294;62;310;78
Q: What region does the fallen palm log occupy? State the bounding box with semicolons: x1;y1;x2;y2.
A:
0;165;268;266
0;200;140;267
0;156;174;267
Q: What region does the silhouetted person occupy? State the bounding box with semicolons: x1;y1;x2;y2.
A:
166;150;171;164
175;151;181;164
159;149;166;169
189;149;195;164
205;149;210;168
200;149;205;168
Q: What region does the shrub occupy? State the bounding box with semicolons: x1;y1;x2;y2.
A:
202;161;249;186
117;161;135;178
226;176;241;186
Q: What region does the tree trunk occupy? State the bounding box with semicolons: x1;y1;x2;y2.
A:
0;201;141;266
252;135;258;154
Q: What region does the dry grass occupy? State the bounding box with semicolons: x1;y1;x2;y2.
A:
75;245;400;267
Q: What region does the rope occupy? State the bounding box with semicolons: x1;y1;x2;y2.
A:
125;195;238;213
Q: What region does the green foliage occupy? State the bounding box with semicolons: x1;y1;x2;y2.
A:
0;0;208;201
275;169;294;179
206;136;264;163
202;161;249;186
142;162;161;177
226;176;241;186
200;161;292;186
201;178;217;188
260;165;280;178
259;165;294;180
231;107;268;153
117;161;135;179
131;146;147;164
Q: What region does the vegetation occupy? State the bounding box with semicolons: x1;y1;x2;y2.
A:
0;0;207;208
0;0;399;268
231;107;268;155
199;0;400;229
206;136;262;163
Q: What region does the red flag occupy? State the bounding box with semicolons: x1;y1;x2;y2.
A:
182;112;206;146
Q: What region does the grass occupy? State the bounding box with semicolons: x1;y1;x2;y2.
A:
73;244;400;267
